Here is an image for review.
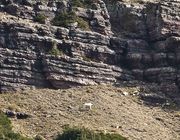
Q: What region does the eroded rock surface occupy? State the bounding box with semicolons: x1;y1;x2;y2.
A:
0;0;180;95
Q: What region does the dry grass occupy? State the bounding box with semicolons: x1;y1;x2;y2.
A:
0;85;179;140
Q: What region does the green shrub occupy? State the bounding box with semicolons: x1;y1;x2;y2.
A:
34;14;47;24
77;17;90;30
71;0;84;7
0;111;32;140
105;0;144;4
71;0;97;8
55;126;127;140
52;11;90;30
49;47;62;56
82;56;91;62
34;135;44;140
52;11;77;27
48;41;63;56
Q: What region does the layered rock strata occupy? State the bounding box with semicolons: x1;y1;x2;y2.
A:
0;0;179;94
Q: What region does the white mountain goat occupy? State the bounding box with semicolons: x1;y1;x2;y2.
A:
83;103;93;110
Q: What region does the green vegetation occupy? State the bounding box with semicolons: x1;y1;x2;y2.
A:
48;41;63;56
76;17;90;30
128;0;144;4
0;111;32;140
105;0;144;4
82;55;91;62
34;14;47;24
55;126;127;140
34;135;44;140
0;111;126;140
52;11;77;27
49;47;62;56
71;0;97;8
52;11;90;30
71;0;85;7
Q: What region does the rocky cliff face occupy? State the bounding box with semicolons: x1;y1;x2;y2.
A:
0;0;179;94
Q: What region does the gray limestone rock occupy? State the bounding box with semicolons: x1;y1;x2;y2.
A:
0;0;179;95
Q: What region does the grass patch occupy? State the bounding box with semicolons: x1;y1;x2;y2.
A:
55;126;127;140
0;111;32;140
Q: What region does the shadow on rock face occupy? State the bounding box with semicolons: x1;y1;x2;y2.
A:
140;84;180;111
114;81;180;111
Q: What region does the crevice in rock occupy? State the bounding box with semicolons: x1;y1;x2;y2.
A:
36;52;55;89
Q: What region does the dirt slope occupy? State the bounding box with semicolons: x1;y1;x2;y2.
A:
0;85;180;140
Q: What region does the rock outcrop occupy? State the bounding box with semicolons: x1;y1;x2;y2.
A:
0;0;180;94
108;0;180;91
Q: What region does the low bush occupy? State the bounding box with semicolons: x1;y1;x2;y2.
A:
48;41;63;56
71;0;98;8
34;14;47;24
105;0;144;4
49;47;62;56
55;126;127;140
0;111;32;140
52;11;90;30
77;17;90;30
52;11;76;27
71;0;84;7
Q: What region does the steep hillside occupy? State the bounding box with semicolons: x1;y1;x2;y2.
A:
0;85;180;140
